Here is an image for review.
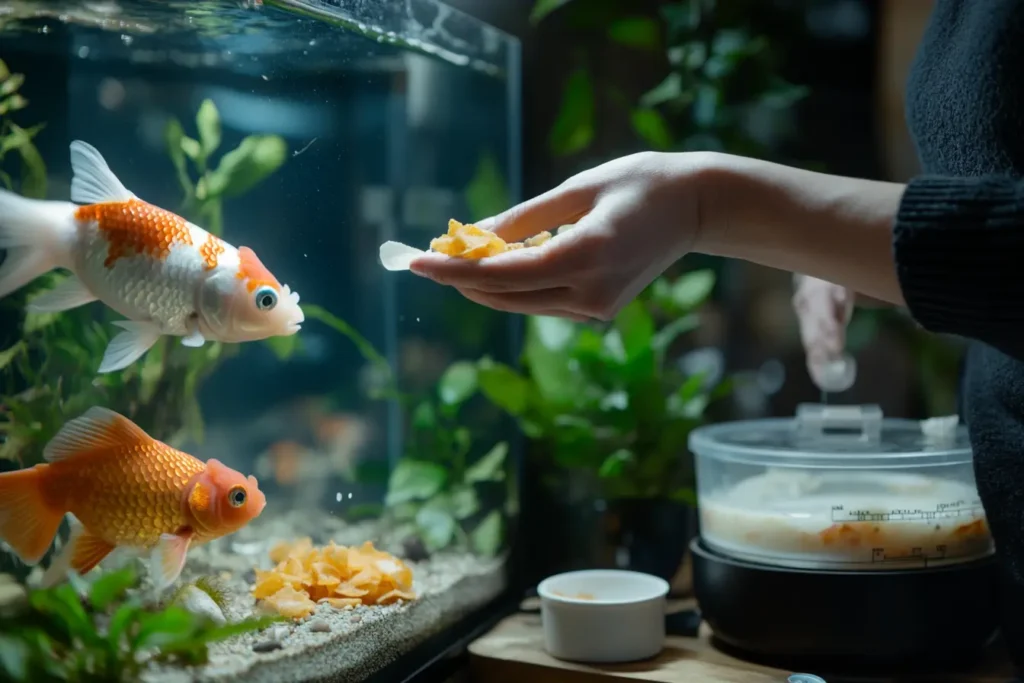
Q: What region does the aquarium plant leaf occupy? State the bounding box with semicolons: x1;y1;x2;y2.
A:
471;511;503;557
7;124;46;199
0;59;9;81
196;99;222;158
529;0;576;24
204;134;287;200
163;118;193;198
670;269;716;311
464;441;508;484
651;314;699;356
263;334;301;361
180;136;202;163
131;606;197;651
301;304;389;368
549;68;595;157
438;361;478;406
0;72;24;98
448;485;480;520
475;358;529;416
88;567;138;611
385;460;447;506
415;502;457;552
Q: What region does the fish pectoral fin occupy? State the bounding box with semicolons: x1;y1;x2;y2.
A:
26;274;98;313
98;320;162;374
44;406;152;463
69;529;115;577
181;329;206;348
150;532;193;592
69;140;136;205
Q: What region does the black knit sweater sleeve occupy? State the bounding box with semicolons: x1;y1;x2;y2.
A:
894;175;1024;358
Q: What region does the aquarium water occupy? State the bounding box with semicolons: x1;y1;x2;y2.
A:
0;1;521;681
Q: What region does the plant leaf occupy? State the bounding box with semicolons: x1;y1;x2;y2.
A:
195;99;222;158
438;361;478;406
630;108;673;150
465;442;508;484
639;72;685;108
0;343;24;371
384;460;447;506
529;0;576;24
613;300;655;361
449;485;480;520
607;17;660;51
476;358;530;416
671;269;716;311
180;136;202;162
88;567;137;611
471;511;503;557
651;314;699;355
415;504;457;552
598;448;633;478
164;118;193;197
549;69;595;157
204;134;287;199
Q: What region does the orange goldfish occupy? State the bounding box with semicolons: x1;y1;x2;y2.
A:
0;140;303;374
0;407;267;589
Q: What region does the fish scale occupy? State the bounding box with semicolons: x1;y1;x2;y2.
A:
75;218;203;335
53;441;206;547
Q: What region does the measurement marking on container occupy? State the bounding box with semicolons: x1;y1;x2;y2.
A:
870;545;949;566
830;503;984;523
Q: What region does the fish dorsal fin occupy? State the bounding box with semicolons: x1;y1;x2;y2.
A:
44;407;152;463
69;140;136;205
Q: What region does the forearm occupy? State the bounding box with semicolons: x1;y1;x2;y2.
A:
695;153;907;306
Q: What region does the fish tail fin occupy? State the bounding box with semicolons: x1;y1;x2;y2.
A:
0;464;64;565
0;188;78;300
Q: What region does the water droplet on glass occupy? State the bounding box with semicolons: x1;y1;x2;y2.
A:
415;317;420;323
335;492;342;502
120;34;133;46
77;46;90;59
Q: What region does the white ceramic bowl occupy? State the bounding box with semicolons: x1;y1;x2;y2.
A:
537;569;669;663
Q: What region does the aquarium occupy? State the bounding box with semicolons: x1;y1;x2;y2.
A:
0;1;522;681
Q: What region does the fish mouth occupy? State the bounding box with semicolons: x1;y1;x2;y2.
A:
281;283;304;334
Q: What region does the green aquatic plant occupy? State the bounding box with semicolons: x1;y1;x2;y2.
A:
0;566;279;683
0;58;46;199
164;98;288;237
295;304;511;558
473;268;731;503
0;99;289;466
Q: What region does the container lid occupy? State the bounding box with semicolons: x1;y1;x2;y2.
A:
688;403;972;468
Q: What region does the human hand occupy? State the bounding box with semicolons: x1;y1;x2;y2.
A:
792;274;857;392
408;151;715;321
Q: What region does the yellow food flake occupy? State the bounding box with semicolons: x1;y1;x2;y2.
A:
429;219;552;259
253;538;418;620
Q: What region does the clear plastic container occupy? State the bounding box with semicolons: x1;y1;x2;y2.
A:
689;404;993;571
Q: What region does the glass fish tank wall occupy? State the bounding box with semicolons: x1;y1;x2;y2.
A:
0;1;521;681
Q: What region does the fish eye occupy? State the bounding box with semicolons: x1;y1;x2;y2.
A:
254;287;278;311
228;486;247;508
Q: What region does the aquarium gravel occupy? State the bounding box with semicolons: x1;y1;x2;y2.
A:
139;511;507;683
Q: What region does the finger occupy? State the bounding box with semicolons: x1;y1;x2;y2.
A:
410;202;613;292
476;179;596;242
456;286;587;320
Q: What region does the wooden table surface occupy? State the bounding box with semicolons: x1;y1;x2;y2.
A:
467;600;1015;683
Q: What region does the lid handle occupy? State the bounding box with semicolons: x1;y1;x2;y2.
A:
795;403;883;444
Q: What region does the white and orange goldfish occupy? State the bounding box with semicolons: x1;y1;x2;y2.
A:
0;407;267;590
0;140;303;374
